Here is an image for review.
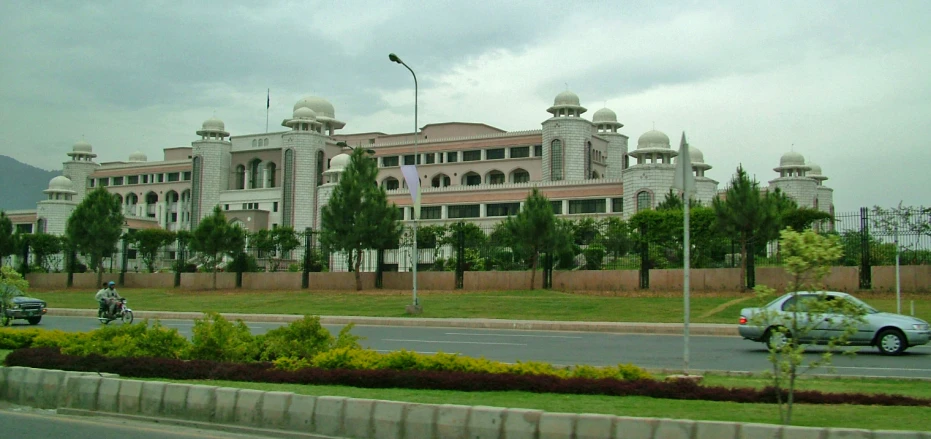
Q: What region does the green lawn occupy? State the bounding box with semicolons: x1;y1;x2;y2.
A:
154;377;931;431
31;288;931;324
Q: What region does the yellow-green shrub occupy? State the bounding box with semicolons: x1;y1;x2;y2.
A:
0;328;42;349
310;347;382;370
61;320;189;359
32;330;86;349
188;312;257;362
256;316;362;361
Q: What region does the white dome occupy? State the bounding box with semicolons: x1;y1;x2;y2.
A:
202;117;225;131
592;107;618;123
689;145;704;164
129;151;148;162
553;90;581;107
293;96;335;119
780;151;805;167
72;140;93;153
637;130;670;149
808;162;822;175
328;153;351;171
293;106;317;120
47;175;74;192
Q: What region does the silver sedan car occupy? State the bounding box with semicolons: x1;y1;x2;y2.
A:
738;291;930;355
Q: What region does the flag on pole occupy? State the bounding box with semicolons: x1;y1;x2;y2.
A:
400;165;421;220
266;89;270;109
673;132;696;196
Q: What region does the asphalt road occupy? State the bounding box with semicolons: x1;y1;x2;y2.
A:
7;317;931;378
0;403;292;439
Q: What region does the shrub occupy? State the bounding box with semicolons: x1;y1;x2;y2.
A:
188;312;257;362
60;320;189;359
257;316;361;361
582;244;606;270
0;328;42;349
32;329;86;349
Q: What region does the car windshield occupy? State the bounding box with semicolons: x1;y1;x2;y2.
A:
1;284;25;297
844;295;878;314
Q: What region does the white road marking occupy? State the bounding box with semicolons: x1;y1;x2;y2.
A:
373;349;456;355
383;338;527;346
444;332;583;339
829;366;931;372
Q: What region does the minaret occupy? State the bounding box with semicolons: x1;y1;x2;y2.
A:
681;145;718;205
541;91;592;181
621;129;677;218
62;140;99;202
808;162;833;215
280;96;345;231
592;107;628;179
316;153;351;229
36;176;78;236
191;117;231;226
769;151;816;209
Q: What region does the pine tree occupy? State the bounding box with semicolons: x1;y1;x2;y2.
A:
0;212;14;269
321;148;402;290
191;206;245;289
65;188;125;286
501;187;556;289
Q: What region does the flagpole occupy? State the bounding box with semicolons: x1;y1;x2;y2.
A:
265;89;270;133
673;132;694;376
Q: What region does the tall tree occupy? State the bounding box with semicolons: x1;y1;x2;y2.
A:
191;206;245;289
66;187;125;286
0;211;14;268
130;228;176;273
500;188;556;289
251;227;300;271
712;166;781;290
28;233;62;272
320;148;402;290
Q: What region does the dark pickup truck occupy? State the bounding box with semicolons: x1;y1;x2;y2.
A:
1;286;47;326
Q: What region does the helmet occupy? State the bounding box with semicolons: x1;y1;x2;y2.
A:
108;281;115;286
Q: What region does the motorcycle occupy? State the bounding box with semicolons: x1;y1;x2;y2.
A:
98;298;134;324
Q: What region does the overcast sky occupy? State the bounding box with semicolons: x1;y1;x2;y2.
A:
1;0;928;213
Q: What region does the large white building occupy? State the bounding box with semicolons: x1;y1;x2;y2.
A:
6;91;834;240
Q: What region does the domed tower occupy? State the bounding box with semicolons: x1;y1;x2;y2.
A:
62;140;99;202
769;151;816;209
190;117;231;227
36;176;78;235
280;96;343;231
592;107;628;179
621;130;677;218
316;153;351;229
128;151;148;162
542;91;593;181
807;162;833;216
681;145;718;205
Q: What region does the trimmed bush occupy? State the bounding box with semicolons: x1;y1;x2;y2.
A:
189;312;257;362
0;328;42;349
7;347;931;407
60;320;189;359
256;315;362;361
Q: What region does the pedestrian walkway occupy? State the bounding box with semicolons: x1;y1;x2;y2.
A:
47;308;738;336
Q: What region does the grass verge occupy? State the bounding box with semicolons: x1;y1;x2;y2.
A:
31;289;931;324
0;350;9;363
154;377;931;431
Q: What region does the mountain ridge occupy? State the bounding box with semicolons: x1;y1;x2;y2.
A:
0;155;60;211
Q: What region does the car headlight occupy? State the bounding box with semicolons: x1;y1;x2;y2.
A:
913;324;930;331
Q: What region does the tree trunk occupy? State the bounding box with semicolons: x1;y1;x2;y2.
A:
740;235;748;291
95;258;103;288
529;251;538;290
354;247;363;291
212;253;218;290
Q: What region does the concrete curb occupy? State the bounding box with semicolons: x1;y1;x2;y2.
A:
2;366;926;438
46;308;740;336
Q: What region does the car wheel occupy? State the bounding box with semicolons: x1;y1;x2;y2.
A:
764;327;791;350
876;329;907;356
26;316;41;325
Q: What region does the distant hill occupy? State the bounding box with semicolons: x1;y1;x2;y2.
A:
0;155;59;211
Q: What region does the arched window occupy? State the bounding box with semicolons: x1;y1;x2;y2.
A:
551;139;563;181
462;172;481;186
266;162;277;188
235;165;246;190
264;138;269;147
249;159;262;189
510;168;530;183
636;191;652;212
486;170;505;185
383;177;400;190
431;174;451;188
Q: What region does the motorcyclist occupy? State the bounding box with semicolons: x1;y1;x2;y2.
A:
94;282;109;318
102;281;122;318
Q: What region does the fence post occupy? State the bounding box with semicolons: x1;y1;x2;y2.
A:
302;228;311;289
20;238;29;275
746;240;756;289
66;248;76;288
174;237;182;287
543;251;553;289
859;207;872;289
375;248;384;289
638;223;649;289
118;238;128;287
455;222;465;289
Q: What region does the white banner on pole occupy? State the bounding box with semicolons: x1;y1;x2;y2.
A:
673;133;696;195
400;165;421;220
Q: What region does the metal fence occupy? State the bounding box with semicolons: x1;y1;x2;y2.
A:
6;207;929;290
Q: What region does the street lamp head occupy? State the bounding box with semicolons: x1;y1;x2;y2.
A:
388;53;402;64
335;141;348;147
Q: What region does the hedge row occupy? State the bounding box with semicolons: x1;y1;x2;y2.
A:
5;347;931;407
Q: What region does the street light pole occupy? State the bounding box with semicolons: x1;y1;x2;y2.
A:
389;53;420;310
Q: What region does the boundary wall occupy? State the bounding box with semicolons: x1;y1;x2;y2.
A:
1;366;924;439
26;265;931;292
